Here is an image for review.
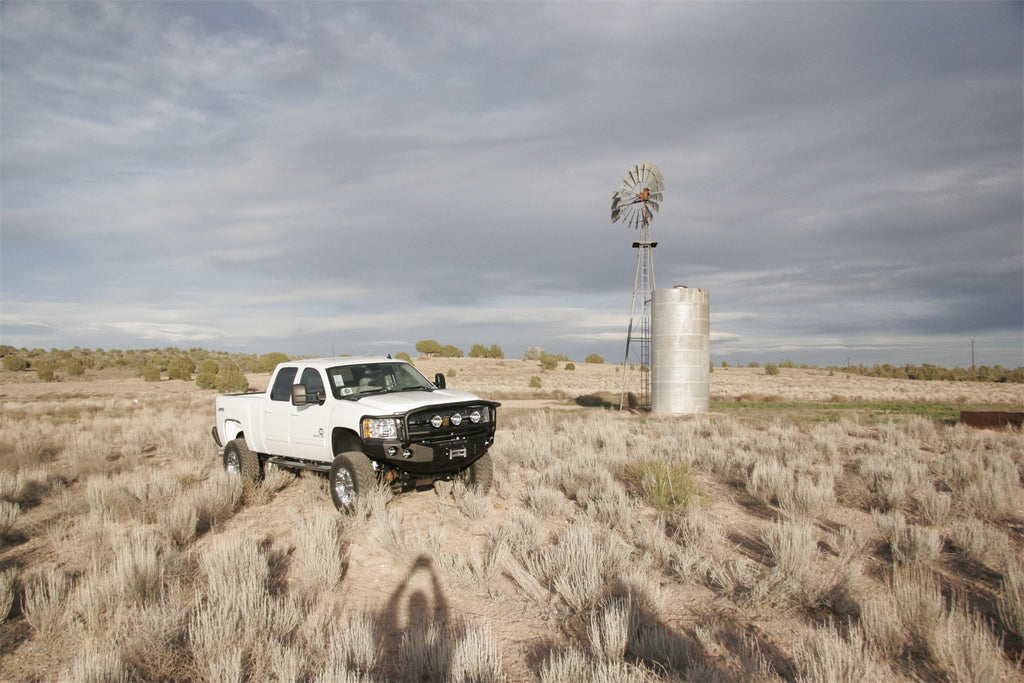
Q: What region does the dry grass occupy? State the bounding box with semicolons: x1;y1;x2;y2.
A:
1;363;1022;680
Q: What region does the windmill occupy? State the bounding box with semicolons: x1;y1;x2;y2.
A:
611;162;664;410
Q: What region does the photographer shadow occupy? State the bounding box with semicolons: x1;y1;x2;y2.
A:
375;554;454;680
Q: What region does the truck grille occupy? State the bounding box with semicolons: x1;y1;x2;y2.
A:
406;402;495;442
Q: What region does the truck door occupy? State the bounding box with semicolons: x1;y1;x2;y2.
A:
290;367;330;463
263;366;297;457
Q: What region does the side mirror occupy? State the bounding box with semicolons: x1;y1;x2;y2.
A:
434;373;446;389
291;384;307;406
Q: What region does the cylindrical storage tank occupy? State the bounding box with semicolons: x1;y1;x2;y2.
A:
651;286;710;414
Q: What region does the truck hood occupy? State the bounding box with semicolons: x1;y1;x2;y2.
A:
352;389;485;414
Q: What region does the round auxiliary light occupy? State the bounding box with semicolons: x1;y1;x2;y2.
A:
430;415;443;428
469;410;482;423
450;413;463;426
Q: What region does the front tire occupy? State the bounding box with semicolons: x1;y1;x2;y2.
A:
459;451;493;494
223;438;262;481
329;451;376;511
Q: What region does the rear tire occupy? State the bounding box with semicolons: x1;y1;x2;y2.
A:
224;438;262;482
459;451;493;494
329;451;376;511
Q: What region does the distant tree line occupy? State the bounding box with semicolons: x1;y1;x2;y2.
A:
0;346;299;391
718;357;1022;383
836;363;1023;383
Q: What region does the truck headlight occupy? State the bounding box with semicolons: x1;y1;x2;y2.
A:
362;417;401;440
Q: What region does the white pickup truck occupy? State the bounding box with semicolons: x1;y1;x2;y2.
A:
212;357;500;510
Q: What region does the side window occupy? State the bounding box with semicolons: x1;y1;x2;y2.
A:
270;367;298;401
300;368;325;397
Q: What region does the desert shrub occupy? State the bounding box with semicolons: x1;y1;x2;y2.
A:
215;369;249;393
252;352;290;373
36;360;57;382
198;359;219;374
793;622;884;681
565;363;575;371
539;354;559;371
0;567;18;622
746;459;791;506
449;623;503;682
62;649;125;683
191;472;242;533
523;346;544;361
453;480;491;519
0;501;20;537
195;372;217;390
933;597;1010;681
998;560;1024;638
23;566;72;638
523;481;564;517
529;376;542;389
917;489;952;526
2;355;28;371
526;519;631;611
448;368;457;379
950;518;1009;569
293;509;348;591
139;365;161;382
765;362;779;376
762;519;823;605
585;353;604;364
166;356;195;380
623;459;699;512
439;344;463;358
416;340;441;356
65;357;85;376
395;352;411;361
470;343;504;359
114;527;171;605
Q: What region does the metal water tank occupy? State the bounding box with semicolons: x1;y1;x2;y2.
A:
651;286;710;414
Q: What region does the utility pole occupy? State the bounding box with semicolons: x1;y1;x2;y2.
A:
968;337;976;375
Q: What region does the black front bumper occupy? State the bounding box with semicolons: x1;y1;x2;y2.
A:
363;400;499;475
364;428;495;475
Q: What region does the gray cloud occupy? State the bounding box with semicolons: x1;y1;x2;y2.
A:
2;1;1020;367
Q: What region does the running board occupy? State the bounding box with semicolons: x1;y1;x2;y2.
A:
265;456;331;473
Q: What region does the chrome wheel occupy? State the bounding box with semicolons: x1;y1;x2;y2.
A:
333;467;356;507
329;451;375;511
224;444;241;474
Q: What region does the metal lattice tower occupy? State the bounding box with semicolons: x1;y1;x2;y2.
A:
610;162;663;410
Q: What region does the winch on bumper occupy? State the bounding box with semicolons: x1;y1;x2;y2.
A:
360;400;499;475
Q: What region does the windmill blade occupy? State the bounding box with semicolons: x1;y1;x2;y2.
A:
638;163;653;185
627;164;642;188
649;191;663;202
649;164;664;186
648;200;660;213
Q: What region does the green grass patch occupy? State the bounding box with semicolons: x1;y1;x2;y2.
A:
622;458;700;512
709;400;1016;424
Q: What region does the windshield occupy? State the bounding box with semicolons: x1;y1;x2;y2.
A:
327;362;436;399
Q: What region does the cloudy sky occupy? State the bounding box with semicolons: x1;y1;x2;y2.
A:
2;1;1021;368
